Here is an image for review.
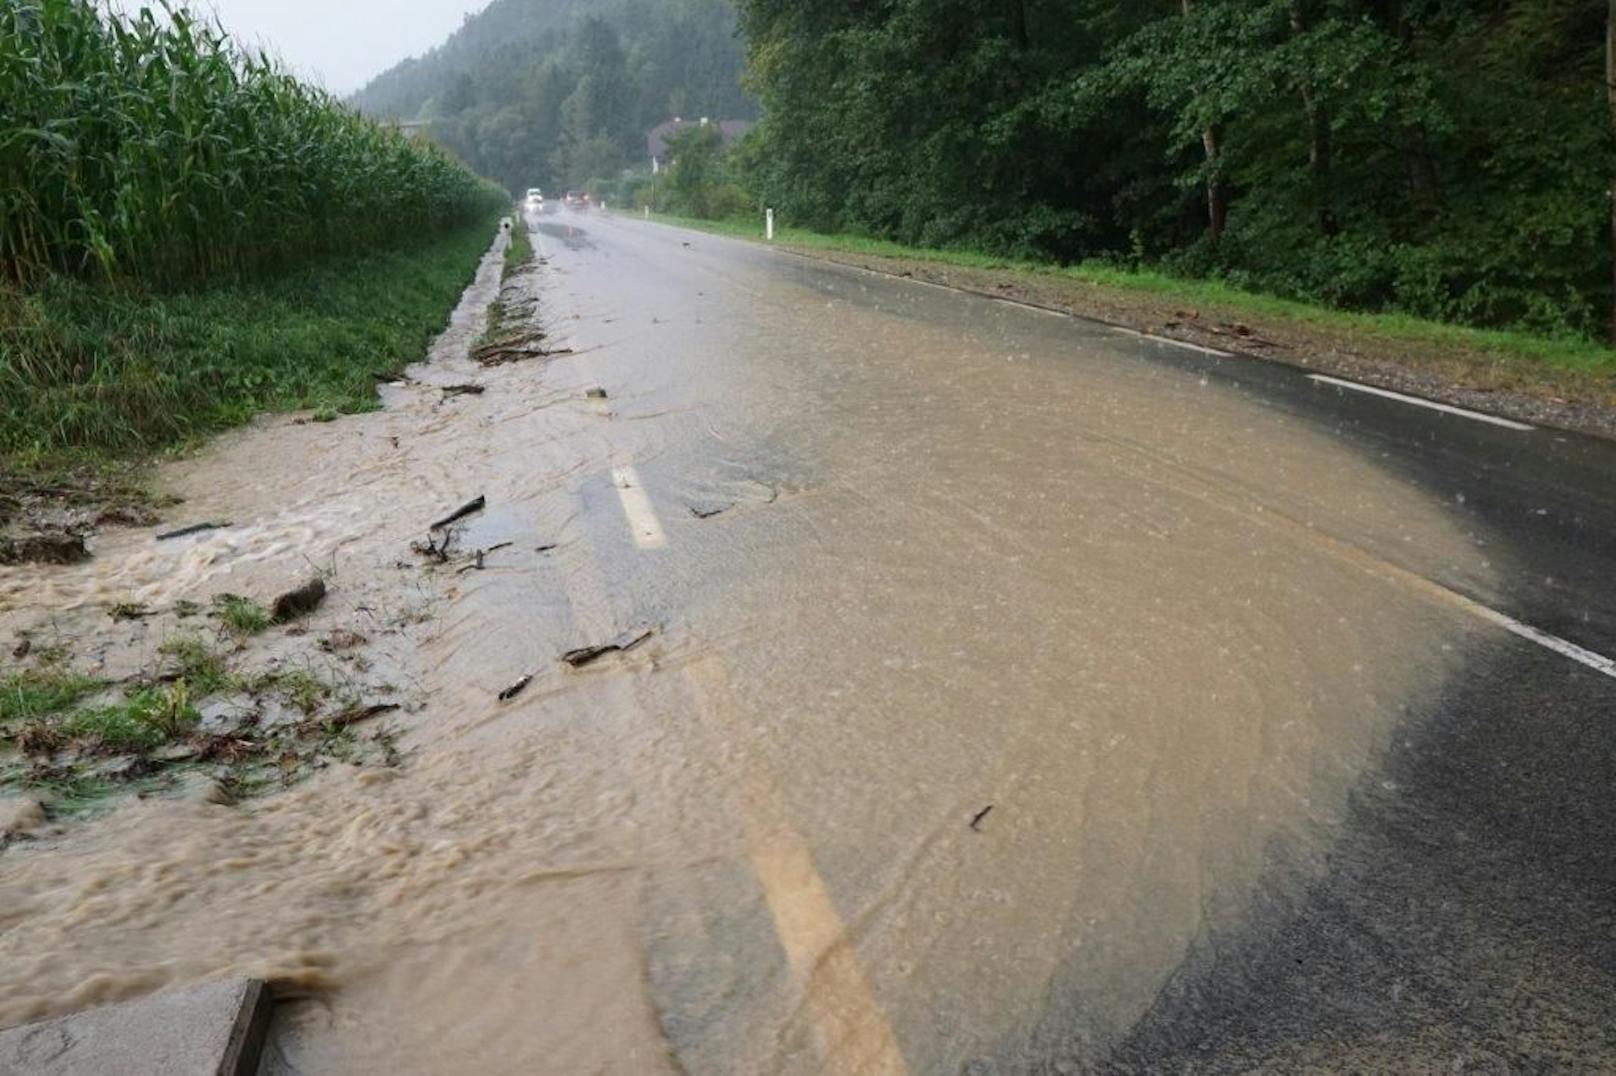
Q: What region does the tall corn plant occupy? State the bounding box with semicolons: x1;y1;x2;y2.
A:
0;0;501;288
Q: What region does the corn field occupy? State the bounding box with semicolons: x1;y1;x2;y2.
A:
0;0;504;288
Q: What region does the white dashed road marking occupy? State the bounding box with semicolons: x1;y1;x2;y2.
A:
611;465;667;549
685;658;909;1074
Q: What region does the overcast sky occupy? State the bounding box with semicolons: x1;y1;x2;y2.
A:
196;0;490;95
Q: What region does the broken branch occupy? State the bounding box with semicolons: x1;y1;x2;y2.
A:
561;627;656;668
430;496;485;530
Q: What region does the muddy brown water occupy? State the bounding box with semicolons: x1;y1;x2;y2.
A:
0;214;1495;1072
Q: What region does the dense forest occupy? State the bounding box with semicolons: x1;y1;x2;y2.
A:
737;0;1614;337
351;0;754;194
361;0;1614;339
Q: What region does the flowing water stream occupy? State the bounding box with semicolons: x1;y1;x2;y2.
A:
0;216;1498;1072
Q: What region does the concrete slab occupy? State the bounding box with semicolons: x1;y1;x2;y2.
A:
0;978;270;1076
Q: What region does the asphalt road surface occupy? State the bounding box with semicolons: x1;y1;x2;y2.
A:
489;209;1616;1072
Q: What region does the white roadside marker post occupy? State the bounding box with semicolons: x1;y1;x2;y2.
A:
766;207;775;241
644;205;650;220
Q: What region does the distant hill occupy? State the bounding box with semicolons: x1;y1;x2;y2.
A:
351;0;755;194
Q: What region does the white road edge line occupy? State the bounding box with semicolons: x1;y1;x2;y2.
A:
1453;592;1616;680
1306;513;1616;680
1309;373;1534;431
611;466;667;549
1140;332;1233;358
994;297;1069;318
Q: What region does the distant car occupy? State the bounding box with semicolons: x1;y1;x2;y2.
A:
563;191;588;210
523;188;544;210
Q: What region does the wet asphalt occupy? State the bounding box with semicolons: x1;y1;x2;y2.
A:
1095;328;1616;659
1062;303;1616;1071
1105;638;1616;1072
533;210;1616;1072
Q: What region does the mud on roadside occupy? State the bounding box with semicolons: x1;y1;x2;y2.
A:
1;581;416;842
0;223;533;836
0;462;165;566
784;246;1616;441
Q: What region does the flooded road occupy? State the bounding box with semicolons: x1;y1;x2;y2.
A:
2;212;1614;1072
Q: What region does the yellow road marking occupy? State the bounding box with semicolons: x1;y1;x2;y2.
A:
684;657;908;1075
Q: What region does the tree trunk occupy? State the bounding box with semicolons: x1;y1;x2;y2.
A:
1201;126;1228;242
1608;0;1615;341
1289;0;1337;236
1006;0;1029;50
1403;125;1441;217
1183;0;1227;244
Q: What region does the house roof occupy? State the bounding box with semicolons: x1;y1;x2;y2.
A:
648;118;755;160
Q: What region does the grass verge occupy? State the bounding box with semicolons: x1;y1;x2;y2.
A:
482;212;536;345
504;213;533;277
647;212;1616;432
1;212;504;476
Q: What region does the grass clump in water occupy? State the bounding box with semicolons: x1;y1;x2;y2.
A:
0;668;103;727
14;772;127;818
250;667;331;715
158;634;234;696
1;636;397;824
8;680;197;757
63;684;198;754
213;594;273;638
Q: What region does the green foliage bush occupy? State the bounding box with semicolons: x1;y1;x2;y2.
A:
638;124;754;220
655;125;739;218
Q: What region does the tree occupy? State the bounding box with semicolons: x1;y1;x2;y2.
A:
1289;0;1335;236
735;0;1612;337
658;122;729;216
1608;0;1615;340
1179;0;1228;244
442;72;477;115
353;0;1616;340
349;0;756;197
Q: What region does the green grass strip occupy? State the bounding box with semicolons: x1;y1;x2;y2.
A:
1;213;502;465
